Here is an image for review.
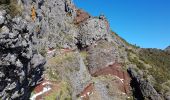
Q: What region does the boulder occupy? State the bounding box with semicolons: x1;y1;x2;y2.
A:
1;26;9;33
31;54;46;68
0;10;6;25
86;40;118;74
78;18;110;47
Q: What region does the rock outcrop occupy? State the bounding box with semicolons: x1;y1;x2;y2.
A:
128;68;162;100
74;9;90;24
165;46;170;53
87;40;119;74
0;0;46;99
78;18;111;48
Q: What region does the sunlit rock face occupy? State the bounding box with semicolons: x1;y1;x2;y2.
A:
0;0;46;99
0;0;78;99
77;18;111;48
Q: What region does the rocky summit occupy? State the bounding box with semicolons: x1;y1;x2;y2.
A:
165;46;170;53
0;0;170;100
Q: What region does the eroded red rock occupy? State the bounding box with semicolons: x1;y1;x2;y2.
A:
34;80;46;94
105;19;110;31
74;9;90;24
92;63;131;95
80;83;94;100
32;80;53;100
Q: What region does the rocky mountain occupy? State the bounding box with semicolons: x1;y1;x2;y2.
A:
165;46;170;53
0;0;170;100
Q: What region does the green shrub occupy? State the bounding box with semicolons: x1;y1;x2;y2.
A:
139;49;170;93
48;68;60;81
0;0;10;4
45;82;72;100
39;47;47;57
153;83;162;93
8;0;22;17
128;56;146;70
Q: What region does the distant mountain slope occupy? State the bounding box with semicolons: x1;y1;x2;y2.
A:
165;46;170;53
139;49;170;90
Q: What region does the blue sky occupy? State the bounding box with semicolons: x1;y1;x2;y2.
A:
73;0;170;49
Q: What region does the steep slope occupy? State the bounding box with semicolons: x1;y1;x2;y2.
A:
109;32;170;99
126;48;170;100
138;49;170;99
0;0;170;100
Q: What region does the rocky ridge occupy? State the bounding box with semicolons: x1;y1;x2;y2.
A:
165;46;170;53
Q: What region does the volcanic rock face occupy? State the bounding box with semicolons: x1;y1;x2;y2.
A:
0;1;46;99
43;0;78;49
78;18;111;48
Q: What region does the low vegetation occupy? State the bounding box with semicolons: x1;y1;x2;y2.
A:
139;49;170;92
8;1;22;17
126;47;170;93
80;51;88;66
139;49;170;83
127;49;146;70
128;56;146;70
45;81;72;100
0;0;10;4
48;52;75;66
47;68;60;81
39;47;47;57
0;0;23;17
